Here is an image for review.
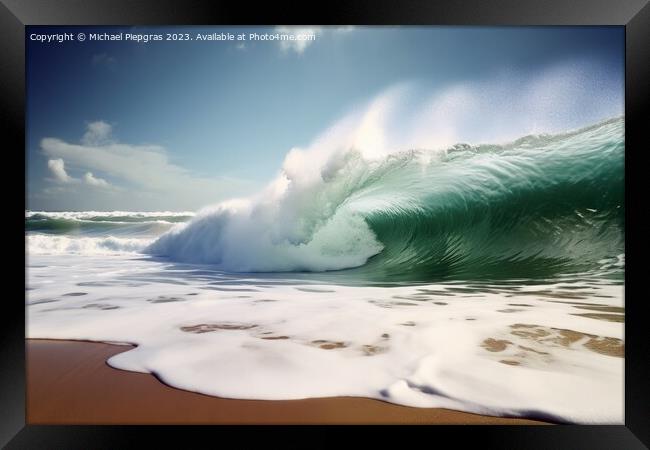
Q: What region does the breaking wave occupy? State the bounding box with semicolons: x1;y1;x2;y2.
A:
147;117;624;281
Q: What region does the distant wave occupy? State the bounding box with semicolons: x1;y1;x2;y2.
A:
25;211;192;255
147;117;624;281
26;211;194;236
26;211;195;220
27;234;153;255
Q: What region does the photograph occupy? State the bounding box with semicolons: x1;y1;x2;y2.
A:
25;25;625;426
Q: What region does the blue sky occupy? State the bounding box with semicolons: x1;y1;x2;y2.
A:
26;26;624;211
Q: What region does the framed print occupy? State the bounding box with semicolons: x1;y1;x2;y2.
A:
2;0;648;448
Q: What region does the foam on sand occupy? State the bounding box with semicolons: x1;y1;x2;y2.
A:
27;253;624;424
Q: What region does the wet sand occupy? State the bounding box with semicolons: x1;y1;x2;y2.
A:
26;339;551;425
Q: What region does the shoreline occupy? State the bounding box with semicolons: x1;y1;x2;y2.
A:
26;338;551;425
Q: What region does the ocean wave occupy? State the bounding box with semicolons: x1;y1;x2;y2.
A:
26;210;195;220
147;117;624;281
25;211;193;236
27;234;153;255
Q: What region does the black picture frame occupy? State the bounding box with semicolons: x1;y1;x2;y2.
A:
4;0;648;448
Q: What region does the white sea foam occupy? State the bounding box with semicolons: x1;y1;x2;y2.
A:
26;210;195;220
26;253;624;423
149;200;384;272
27;234;153;255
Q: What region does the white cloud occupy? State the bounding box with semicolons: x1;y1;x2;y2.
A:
47;157;112;188
40;122;256;210
47;158;75;183
83;172;110;188
43;137;186;192
82;121;113;145
272;26;356;55
274;26;321;55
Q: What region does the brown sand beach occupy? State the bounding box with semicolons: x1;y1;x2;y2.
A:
26;339;550;425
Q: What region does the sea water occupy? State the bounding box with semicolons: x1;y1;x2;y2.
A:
26;117;624;423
